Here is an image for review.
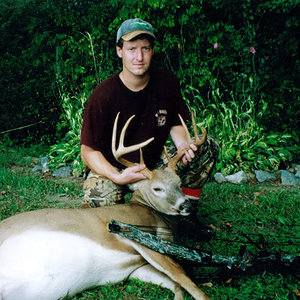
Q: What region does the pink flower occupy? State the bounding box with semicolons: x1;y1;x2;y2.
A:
213;43;219;49
265;56;269;60
249;47;256;54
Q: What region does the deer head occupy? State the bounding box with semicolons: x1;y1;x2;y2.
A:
112;112;207;216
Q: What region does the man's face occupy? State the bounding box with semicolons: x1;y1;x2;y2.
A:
116;38;155;77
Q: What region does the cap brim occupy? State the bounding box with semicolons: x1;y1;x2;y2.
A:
122;30;156;41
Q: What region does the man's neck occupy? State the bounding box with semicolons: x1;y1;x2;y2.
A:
119;70;150;92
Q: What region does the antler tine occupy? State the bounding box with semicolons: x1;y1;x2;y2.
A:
167;111;207;171
191;111;207;145
112;112;154;179
178;114;192;145
139;148;154;179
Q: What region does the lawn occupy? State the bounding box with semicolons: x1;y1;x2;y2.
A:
0;146;299;299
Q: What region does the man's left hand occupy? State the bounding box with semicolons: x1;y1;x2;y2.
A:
177;143;198;165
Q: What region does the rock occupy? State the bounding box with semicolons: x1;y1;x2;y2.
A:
32;165;43;173
280;170;300;186
214;172;227;183
292;163;300;172
32;156;49;173
213;168;300;186
41;156;49;172
225;171;249;184
254;170;276;183
52;166;73;177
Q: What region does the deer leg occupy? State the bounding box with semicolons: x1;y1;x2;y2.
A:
130;242;211;300
129;264;184;300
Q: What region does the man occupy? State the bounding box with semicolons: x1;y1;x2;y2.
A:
80;19;219;215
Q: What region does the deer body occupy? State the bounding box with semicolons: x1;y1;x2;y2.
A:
0;169;209;300
0;113;210;300
0;205;166;299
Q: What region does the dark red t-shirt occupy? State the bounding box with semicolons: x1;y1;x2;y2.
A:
80;69;189;170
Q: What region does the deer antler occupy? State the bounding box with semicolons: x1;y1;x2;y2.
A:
112;112;154;179
167;111;207;171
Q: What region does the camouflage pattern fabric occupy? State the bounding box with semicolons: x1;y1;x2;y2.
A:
161;135;220;189
83;135;219;207
83;172;127;207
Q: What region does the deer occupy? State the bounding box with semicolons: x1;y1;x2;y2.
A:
0;112;211;300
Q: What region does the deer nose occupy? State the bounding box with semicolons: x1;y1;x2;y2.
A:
179;199;193;214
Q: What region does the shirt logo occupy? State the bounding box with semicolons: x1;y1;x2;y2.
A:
155;110;167;127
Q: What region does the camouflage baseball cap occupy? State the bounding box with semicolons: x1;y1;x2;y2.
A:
116;18;156;44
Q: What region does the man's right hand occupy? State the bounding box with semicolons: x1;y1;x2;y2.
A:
113;164;146;185
81;145;147;185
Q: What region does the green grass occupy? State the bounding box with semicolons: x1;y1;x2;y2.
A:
0;146;299;299
199;183;299;254
0;146;83;220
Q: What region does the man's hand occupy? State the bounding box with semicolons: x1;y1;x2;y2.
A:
177;143;198;165
170;124;198;165
113;164;147;185
81;145;146;185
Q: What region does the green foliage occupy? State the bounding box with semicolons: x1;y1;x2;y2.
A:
1;0;299;173
47;73;86;176
47;91;85;176
184;76;298;174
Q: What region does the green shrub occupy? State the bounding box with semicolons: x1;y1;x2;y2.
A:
183;76;298;175
47;86;86;176
1;0;299;144
2;0;298;174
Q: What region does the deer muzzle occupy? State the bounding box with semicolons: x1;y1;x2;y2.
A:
174;198;194;216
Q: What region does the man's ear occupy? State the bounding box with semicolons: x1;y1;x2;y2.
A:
116;46;122;58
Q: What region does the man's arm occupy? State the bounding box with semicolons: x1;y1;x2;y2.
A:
170;125;197;165
81;144;146;185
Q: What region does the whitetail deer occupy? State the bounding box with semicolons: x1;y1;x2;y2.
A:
0;112;210;300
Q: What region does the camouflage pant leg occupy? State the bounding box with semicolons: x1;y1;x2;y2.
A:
83;171;127;207
157;135;220;190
